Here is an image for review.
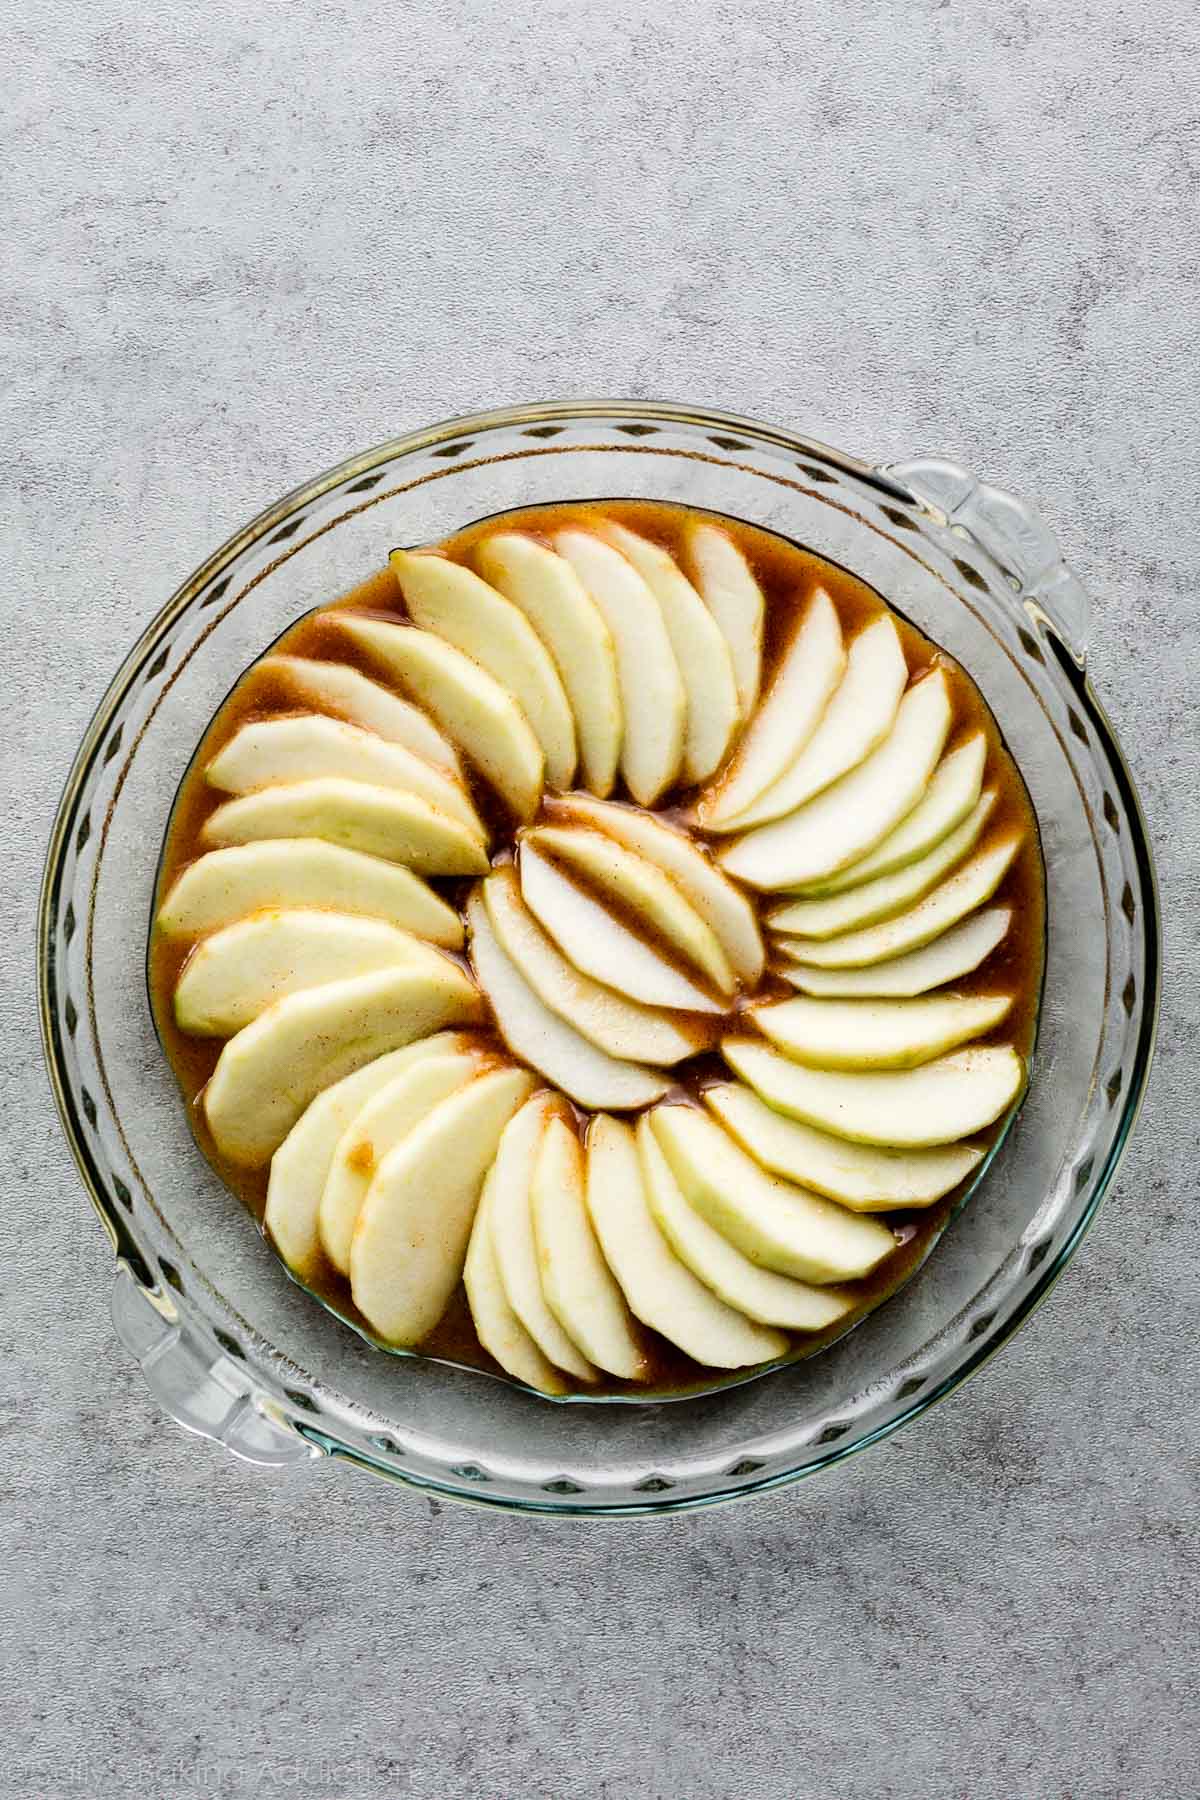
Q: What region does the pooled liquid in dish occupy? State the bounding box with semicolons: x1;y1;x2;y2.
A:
150;500;1045;1399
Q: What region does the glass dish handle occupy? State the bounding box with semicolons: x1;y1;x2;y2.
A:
884;457;1090;664
110;1266;318;1469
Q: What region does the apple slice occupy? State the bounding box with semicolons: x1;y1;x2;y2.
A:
466;889;670;1109
722;1036;1025;1147
768;791;997;939
482;867;707;1066
527;826;735;996
331;614;544;821
263;655;463;775
593;520;740;783
720;670;953;889
699;589;845;828
532;1115;647;1380
749;992;1012;1069
350;1066;536;1346
649;1106;895;1283
544;795;764;984
391;550;577;790
519;842;726;1014
683;520;764;715
585;1115;786;1368
464;1176;567;1395
783;836;1020;968
474;532;621;796
729;616;908;827
174;909;424;1036
205;713;483;835
488;1095;598;1381
263;1034;476;1280
552;527;685;805
201;777;489;876
643;1143;857;1330
802;734;987;895
704;1081;983;1210
204;962;483;1165
318;1049;483;1274
782;908;1012;998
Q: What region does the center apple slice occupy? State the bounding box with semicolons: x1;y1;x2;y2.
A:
201;777;489;876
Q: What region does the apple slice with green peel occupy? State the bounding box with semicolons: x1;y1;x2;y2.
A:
643;1143;857;1330
768;791;997;940
729;616;908;828
527;826;735;996
544;795;764;985
390;550;577;790
474;532;621;797
649;1106;896;1283
683;520;764;715
263;1034;477;1280
782;908;1012;998
518;842;726;1014
331;615;544;821
584;1115;786;1368
593;520;740;783
699;589;845;829
532;1115;647;1380
318;1050;483;1274
205;962;484;1165
704;1081;983;1210
482;867;707;1066
156;840;463;946
464;1176;567;1395
488;1095;598;1381
722;1037;1025;1147
206;713;484;836
750;992;1013;1070
552;527;685;805
466;889;670;1109
202;777;489;876
783;836;1020;969
802;734;987;895
350;1066;536;1346
263;655;463;775
174;910;425;1036
720;670;953;889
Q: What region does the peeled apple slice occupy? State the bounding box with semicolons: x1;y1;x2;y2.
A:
264;655;463;774
464;1179;567;1395
204;962;483;1165
584;1116;786;1368
684;520;765;715
155;839;462;946
174;909;424;1035
731;615;907;828
703;1081;983;1210
531;1116;646;1380
783;837;1020;969
720;670;953;889
201;777;489;876
749;992;1013;1070
722;1037;1025;1148
466;889;670;1109
391;549;577;790
803;734;987;895
699;589;845;827
649;1105;896;1284
781;908;1012;998
474;532;622;797
527;826;735;995
350;1066;536;1345
332;614;544;821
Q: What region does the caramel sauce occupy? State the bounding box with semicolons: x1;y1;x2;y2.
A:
149;500;1046;1399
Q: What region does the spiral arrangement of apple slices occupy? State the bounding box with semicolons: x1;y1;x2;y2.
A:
156;507;1032;1395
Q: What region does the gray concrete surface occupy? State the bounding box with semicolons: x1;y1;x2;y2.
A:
3;2;1197;1795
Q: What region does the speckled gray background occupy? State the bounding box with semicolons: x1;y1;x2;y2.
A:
3;2;1197;1795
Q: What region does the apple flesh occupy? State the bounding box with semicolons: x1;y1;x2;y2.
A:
464;1176;568;1395
683;520;765;715
265;654;463;775
781;907;1011;999
749;991;1013;1070
201;776;489;875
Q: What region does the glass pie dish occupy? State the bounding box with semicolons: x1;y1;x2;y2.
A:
38;400;1159;1515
